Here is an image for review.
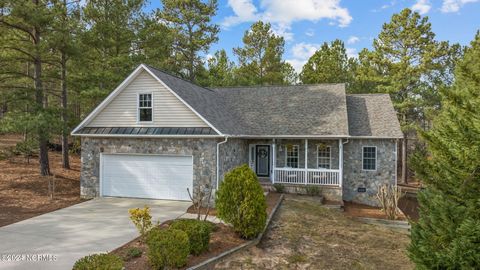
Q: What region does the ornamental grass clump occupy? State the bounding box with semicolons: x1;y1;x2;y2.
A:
215;164;267;239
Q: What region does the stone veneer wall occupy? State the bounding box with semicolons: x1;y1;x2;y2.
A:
80;137;218;199
217;138;249;184
342;139;397;206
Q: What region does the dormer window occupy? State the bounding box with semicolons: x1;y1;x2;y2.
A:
138;93;152;122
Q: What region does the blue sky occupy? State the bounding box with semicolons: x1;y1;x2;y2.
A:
148;0;480;72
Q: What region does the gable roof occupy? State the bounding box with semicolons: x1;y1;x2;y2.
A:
346;94;403;138
73;64;403;138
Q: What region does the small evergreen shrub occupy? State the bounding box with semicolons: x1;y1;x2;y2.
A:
273;183;285;193
125;247;142;259
215;164;267;239
72;253;123;270
146;227;189;269
170;219;212;255
129;206;153;241
306;185;321;196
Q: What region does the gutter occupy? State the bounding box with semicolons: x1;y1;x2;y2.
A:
216;136;228;190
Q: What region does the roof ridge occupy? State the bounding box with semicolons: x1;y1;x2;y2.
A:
214;83;346;90
143;64;216;93
347;93;390;96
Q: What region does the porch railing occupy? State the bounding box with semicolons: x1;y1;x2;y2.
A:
274;168;340;186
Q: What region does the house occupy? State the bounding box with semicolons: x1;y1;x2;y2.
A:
72;64;403;206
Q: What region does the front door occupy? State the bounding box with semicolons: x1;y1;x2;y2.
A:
255;145;270;177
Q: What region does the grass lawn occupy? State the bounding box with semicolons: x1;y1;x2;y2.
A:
0;134;84;227
215;195;413;270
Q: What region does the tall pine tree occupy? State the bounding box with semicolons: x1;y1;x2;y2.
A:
234;21;293;86
408;32;480;269
300;39;356;89
158;0;219;82
354;9;459;183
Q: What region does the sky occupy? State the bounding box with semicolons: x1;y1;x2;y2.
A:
148;0;480;72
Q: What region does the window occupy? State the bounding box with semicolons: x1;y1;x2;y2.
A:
286;145;299;168
138;93;152;122
317;145;331;169
363;146;377;170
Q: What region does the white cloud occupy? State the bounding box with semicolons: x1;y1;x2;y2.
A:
441;0;478;12
305;29;315;37
412;0;431;14
287;42;321;73
347;36;360;44
346;48;358;58
271;22;294;41
223;0;353;40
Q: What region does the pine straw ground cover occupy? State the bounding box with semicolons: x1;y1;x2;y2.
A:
0;135;85;227
215;195;413;270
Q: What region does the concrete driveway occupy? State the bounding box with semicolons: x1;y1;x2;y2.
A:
0;198;190;270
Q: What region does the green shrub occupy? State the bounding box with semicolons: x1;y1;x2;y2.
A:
215;164;267;239
125;247;142;260
72;253;123;270
146;227;189;269
273;183;285;193
128;206;153;241
170;219;212;255
306;185;321;196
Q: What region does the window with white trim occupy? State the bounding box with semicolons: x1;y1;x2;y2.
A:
286;145;299;168
363;146;377;170
138;93;152;122
317;145;331;169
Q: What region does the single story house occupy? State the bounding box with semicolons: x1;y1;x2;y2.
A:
72;64;403;206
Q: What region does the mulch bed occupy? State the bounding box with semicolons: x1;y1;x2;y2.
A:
398;196;419;221
343;201;407;221
111;192;282;270
0;135;85;227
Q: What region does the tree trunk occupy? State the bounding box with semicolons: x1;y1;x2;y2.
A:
61;51;70;169
32;2;50;176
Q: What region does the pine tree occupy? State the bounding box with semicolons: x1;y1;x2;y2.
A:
158;0;219;82
234;21;294;86
408;32;480;269
354;8;460;183
0;0;54;175
205;49;236;87
300;39;356;88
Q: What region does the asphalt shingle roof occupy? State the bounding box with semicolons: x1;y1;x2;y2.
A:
346;94;403;138
144;65;402;138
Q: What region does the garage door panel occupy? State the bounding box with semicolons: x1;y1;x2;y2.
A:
101;154;193;201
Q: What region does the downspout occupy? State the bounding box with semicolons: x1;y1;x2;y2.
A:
216;136;228;190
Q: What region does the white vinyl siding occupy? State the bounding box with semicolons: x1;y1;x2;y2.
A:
88;71;208;127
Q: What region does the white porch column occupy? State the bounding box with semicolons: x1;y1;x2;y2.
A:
272;139;276;184
339;139;344;187
305;139;308;185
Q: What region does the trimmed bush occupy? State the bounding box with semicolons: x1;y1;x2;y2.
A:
146;227;189;269
170;219;212;255
72;253;123;270
215;164;267;239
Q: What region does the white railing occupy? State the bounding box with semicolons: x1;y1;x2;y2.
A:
274;168;340;186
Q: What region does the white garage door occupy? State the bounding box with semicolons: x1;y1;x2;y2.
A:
101;154;193;201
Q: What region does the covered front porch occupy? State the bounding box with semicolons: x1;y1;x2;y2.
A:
247;139;344;187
